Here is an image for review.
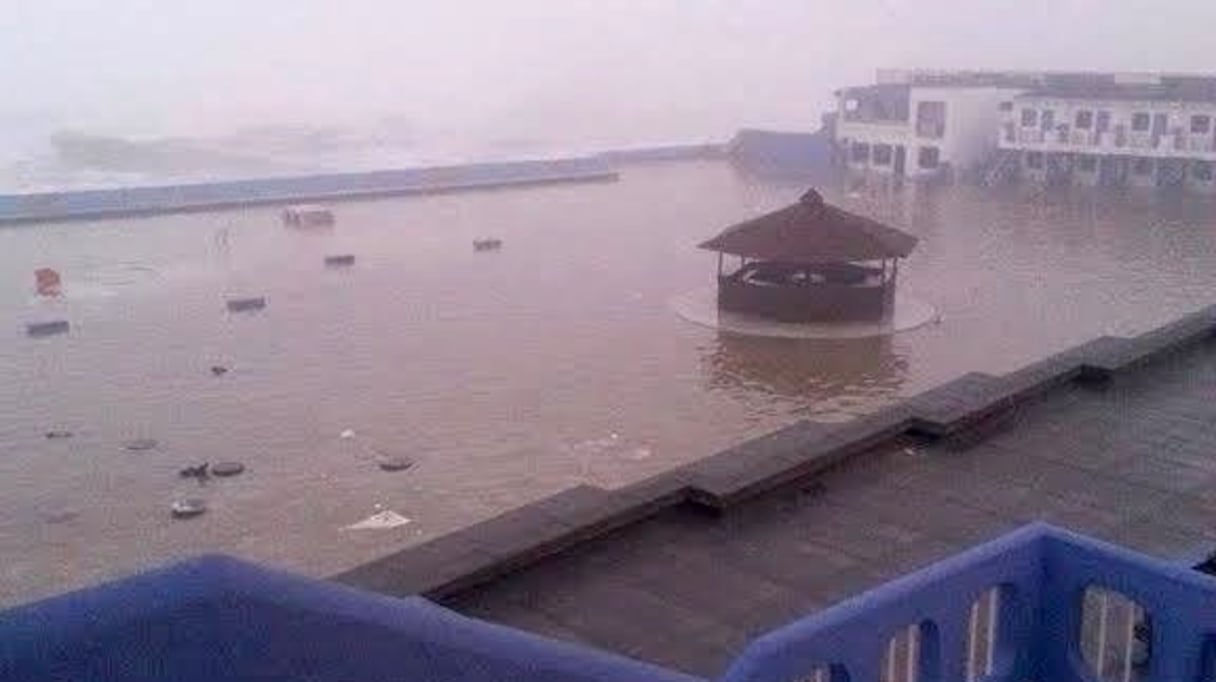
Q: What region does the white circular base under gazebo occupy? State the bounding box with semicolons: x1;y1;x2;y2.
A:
669;287;939;339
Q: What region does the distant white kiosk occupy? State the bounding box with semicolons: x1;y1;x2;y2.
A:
282;204;335;227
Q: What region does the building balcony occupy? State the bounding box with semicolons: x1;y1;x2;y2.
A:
4;523;1215;682
1000;127;1216;161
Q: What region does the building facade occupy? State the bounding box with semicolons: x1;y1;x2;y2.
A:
835;70;1216;193
834;70;1030;181
997;74;1216;192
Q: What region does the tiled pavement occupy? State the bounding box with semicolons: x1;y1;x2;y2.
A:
444;341;1216;676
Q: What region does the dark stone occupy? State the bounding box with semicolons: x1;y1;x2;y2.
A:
211;461;245;477
26;320;70;337
124;438;159;452
179;463;210;479
210;365;229;376
377;457;414;472
226;297;267;313
324;254;356;267
44;430;74;440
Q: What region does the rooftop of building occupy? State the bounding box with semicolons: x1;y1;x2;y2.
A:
840;69;1216;103
334;304;1216;676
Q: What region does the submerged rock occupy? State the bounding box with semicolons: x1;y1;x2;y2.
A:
124;438;159;452
211;461;245;477
377;456;414;472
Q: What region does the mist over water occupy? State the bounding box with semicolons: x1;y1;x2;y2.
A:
5;1;1216;190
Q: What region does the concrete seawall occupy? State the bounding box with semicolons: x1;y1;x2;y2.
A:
0;143;737;226
0;157;621;225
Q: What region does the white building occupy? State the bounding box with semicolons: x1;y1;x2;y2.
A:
834;70;1216;193
834;70;1031;181
996;73;1216;193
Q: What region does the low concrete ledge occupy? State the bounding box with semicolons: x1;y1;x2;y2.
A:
334;303;1216;600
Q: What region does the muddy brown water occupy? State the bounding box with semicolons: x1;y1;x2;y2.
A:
3;160;1216;605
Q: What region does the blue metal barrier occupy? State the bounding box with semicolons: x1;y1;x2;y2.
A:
4;524;1216;681
724;523;1216;682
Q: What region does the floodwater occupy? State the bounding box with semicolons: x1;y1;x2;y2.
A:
3;160;1216;605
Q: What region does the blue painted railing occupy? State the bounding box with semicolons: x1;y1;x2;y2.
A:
4;523;1216;681
725;523;1216;682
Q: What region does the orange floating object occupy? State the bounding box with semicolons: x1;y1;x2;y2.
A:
35;268;62;297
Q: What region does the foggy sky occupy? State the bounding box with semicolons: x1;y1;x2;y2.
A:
4;1;1216;146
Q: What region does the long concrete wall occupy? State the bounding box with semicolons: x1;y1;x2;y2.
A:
0;157;622;225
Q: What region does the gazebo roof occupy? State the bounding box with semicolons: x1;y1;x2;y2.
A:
699;189;918;262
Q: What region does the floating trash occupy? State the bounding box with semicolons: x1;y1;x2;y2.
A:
179;463;209;480
343;510;411;531
339;429;356;440
211;461;245;477
226;297;267;313
170;498;207;519
43;508;80;525
473;238;503;252
26;320;70;337
324;254;356;267
624;446;652;461
34;268;62;297
282;205;335;227
377;456;414;472
44;430;74;440
124;438;159;452
210;365;229;376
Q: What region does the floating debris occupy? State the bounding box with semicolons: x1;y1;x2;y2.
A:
377;456;414;472
903;447;921;457
179;463;210;480
26;320;70;337
124;438;159;452
211;461;245;477
343;510;411;531
226;297;267;313
210;365;229;376
44;430;74;440
324;254;356;267
473;238;503;252
170;498;207;519
35;268;62;297
339;429;356;440
43;508;80;525
282;205;335;227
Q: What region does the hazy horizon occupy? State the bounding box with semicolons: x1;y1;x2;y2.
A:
4;1;1216;187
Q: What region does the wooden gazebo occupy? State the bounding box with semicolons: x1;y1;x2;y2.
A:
699;189;917;323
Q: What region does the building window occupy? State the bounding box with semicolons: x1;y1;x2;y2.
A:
1132;112;1151;132
873;144;894;166
999;101;1014;112
1194;161;1214;181
1040;109;1056;131
1192;115;1212;134
916;101;947;138
1026;151;1044;170
1075;110;1094;130
918;146;940;169
1077;155;1098;172
1096;110;1112;132
1133;157;1154;175
1021;108;1038;127
851;142;871;163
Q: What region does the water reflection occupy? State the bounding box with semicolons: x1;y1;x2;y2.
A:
704;332;908;422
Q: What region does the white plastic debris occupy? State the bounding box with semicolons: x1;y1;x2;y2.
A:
343;510;411;531
339;429;356;440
